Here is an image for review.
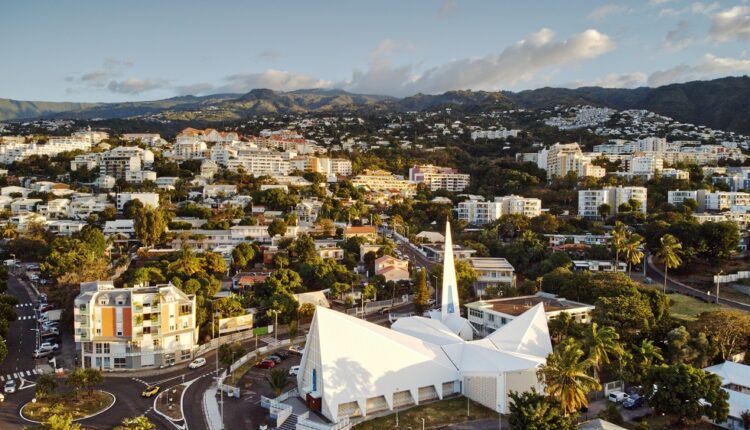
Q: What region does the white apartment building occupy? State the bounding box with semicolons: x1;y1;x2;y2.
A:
408;165;470;192
536;143;605;179
10;198;42;215
578;186;647;218
630;156;664;175
74;281;197;370
457;195;542;225
37;199;71;219
226;152;291;176
470;129;520;141
351;169;417;197
121;133;165;147
71;153;101;172
466;293;595;337
668;190;750;211
0;137;93;165
116;192;159;211
69;196;114;220
200;160;219;179
173;139;208;160
660;168;690;180
203;184;237;199
291;156;353;177
125;170;157;184
467;258;515;296
100;148;143;180
296;199;324;225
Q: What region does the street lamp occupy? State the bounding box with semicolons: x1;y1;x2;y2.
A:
271;310;279;342
716;270;724;305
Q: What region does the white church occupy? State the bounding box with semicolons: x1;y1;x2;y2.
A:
295;222;552;424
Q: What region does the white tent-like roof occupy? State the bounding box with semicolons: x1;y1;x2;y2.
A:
391;316;464;346
484;302;553;358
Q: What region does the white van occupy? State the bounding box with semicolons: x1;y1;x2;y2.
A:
608;390;630;403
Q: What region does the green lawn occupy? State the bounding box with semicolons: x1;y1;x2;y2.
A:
354;397;498;430
667;293;721;321
22;390;114;422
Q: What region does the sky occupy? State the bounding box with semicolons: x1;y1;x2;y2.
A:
2;0;750;102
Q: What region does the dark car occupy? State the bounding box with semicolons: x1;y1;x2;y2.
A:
275;351;289;359
623;394;645;410
256;359;276;369
266;355;282;364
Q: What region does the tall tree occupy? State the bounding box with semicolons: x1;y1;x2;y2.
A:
266;368;290;396
35;373;57;399
508;389;575;430
413;268;431;314
583;323;624;381
268;219;288;237
611;221;627;269
537;338;601;415
622;233;645;276
643;364;729;425
689;310;750;360
134;206;167;248
654;233;683;294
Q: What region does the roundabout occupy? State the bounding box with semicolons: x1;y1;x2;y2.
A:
20;390;116;423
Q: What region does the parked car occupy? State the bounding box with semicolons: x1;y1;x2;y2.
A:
4;380;16;394
275;351;289;359
608;391;630;403
33;348;54;359
288;345;304;355
266;355;282;364
39;305;55;313
41;328;60;338
623;394;645;410
188;358;206;369
256;360;276;369
141;386;160;398
289;365;300;376
39;342;59;351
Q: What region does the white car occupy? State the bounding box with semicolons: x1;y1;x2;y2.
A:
608;390;630;403
39;342;59;351
188;357;207;369
4;380;16;394
289;365;300;376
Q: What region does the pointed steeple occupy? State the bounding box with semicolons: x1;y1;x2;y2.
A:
441;221;460;320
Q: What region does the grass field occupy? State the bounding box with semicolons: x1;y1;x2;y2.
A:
354;397;498;430
667;293;722;321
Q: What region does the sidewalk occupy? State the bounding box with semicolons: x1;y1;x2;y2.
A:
202;379;224;430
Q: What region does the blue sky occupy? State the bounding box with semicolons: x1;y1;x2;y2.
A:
2;0;750;102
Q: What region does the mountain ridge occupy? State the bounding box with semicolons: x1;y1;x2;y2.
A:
2;76;750;134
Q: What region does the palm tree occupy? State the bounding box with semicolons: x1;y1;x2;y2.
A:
740;410;750;430
611;221;627;269
654;234;683;294
635;339;663;368
0;223;18;240
266;368;290;397
537;338;602;415
168;246;202;275
622;233;645;276
583;323;624;381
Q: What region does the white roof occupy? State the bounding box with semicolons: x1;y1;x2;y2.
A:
391;316;464;345
705;361;750;419
484;303;553;358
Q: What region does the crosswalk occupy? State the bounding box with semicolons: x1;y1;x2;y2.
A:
18;315;36;320
14;303;34;308
260;336;280;347
0;369;39;381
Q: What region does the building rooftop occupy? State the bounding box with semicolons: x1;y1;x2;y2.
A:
466;294;593;316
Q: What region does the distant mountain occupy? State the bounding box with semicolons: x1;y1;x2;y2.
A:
3;76;750;135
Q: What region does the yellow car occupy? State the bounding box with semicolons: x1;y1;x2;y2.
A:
141;386;160;398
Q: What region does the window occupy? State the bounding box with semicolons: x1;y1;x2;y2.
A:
114;358;127;369
78;304;87;311
103;343;110;354
95;343;102;354
180;304;191;315
96;328;101;335
116;330;123;336
175;335;180;343
182;320;189;329
181;350;191;360
153;339;160;347
143;327;151;334
488;314;495;322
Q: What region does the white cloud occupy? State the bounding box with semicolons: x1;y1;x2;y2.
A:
647;53;750;86
587;4;629;20
174;82;216;96
107;78;168;95
77;58;133;88
709;6;750;43
664;20;693;51
649;0;672;6
341;28;615;96
591;72;647;88
659;1;719;17
436;0;458;19
217;69;332;93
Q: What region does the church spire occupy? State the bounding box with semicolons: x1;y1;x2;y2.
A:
441;221;460;320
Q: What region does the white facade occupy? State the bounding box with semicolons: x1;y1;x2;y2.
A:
457;195;541;225
409;165;470;192
578;186;647;218
116;192;159;211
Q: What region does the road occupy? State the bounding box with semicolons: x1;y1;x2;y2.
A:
646;256;750;312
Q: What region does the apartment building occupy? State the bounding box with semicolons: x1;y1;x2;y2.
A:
74;281;197;370
457;195;542;225
226;152;291;176
467;258;515;296
536;143;605;179
125;170;157;184
70;153;101;172
100;148;143;180
668;190;750;211
351;169;417;196
578;186;647;218
173;139;208;160
466;293;595;337
116;192;160;211
408;165;470;192
292;156;353;177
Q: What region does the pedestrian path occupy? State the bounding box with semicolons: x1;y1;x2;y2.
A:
260;336;280;347
202;380;224;430
1;369;39;381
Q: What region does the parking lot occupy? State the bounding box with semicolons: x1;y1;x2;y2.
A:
221;347;302;429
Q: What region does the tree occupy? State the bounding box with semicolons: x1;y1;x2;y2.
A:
202;252;228;277
0;335;6;364
593;294;655;344
741;410;750;430
508;389;575;430
655;234;682;294
83;367;103;394
268;219;288;237
168;247;203;276
598;203;611;220
583;323;623;381
35;373;57;399
643;364;729;425
266;367;290;396
114;415;156;430
219;342;246;366
41;413;83;430
611;221;627;269
0;223;18;240
537;338;601;415
622;233;645;276
134;206;167;247
689;310;750;360
231;242;257;270
66;367;87;399
413;268;431;314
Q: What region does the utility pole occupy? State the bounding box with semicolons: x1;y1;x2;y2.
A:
716;271;724;305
